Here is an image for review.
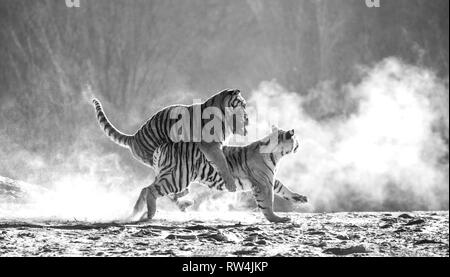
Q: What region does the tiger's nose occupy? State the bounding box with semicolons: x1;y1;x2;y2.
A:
293;140;300;153
286;130;295;139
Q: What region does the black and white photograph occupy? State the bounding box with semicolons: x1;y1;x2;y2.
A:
0;0;448;260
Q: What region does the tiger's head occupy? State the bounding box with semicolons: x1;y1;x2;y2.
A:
206;89;249;137
260;126;299;156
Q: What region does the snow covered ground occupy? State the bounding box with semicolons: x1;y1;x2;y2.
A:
0;211;448;257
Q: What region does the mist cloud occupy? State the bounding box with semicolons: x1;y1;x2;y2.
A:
247;58;449;212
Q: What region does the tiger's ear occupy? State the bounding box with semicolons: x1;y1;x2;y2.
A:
271;125;279;132
220;89;240;96
230;89;241;95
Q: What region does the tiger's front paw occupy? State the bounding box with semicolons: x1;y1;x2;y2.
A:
225;183;237;192
224;177;237;192
292;193;308;203
177;200;194;212
268;216;291;223
139;212;149;221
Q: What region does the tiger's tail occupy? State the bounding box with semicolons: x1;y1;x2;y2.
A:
92;98;133;148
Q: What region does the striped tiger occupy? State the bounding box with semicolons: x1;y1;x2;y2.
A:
92;89;248;192
131;126;308;223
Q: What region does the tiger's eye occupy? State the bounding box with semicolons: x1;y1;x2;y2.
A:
286;132;293;139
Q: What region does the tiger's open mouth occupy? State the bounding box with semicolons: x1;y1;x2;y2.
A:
292;137;299;153
243;112;249;136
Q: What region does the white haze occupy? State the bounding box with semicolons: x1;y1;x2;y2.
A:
1;58;448;221
246;58;449;212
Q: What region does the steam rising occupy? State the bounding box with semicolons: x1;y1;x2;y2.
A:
0;145;141;221
248;58;449;212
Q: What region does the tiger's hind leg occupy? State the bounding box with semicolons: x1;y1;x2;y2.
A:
274;179;308;204
250;177;290;223
131;172;183;221
130;187;150;221
130;185;160;221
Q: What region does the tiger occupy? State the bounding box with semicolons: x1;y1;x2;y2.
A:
131;126;308;223
92;89;248;192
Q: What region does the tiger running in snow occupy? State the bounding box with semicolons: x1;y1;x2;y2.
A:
92;89;248;192
131;126;308;223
